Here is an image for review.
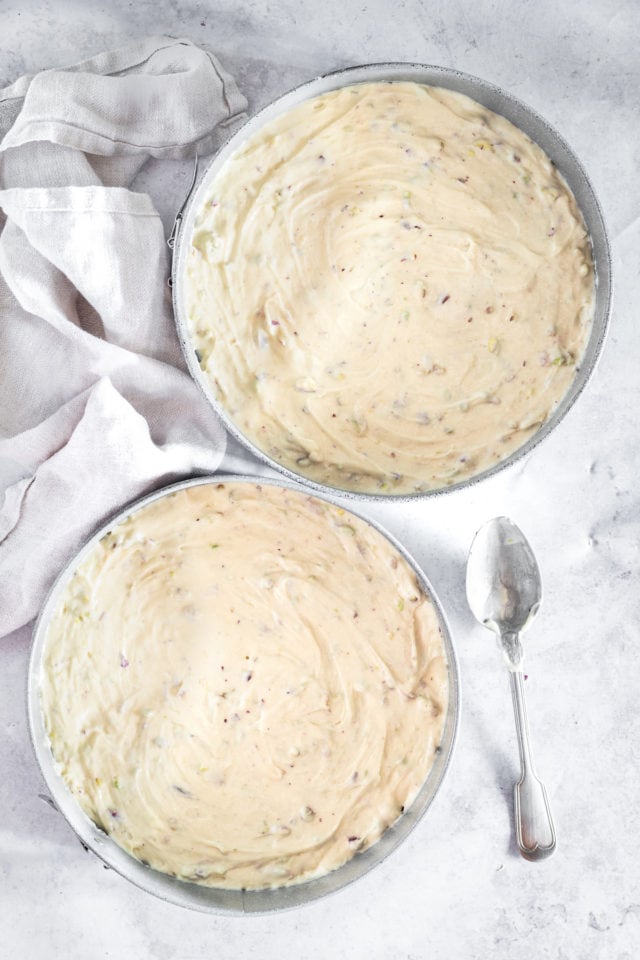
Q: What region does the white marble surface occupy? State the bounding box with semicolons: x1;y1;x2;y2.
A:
1;0;639;957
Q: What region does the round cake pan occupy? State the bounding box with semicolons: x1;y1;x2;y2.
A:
171;62;612;502
28;474;460;915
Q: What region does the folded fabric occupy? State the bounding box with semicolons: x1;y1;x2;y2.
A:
0;36;248;637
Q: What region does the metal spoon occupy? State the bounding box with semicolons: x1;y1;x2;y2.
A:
466;516;556;861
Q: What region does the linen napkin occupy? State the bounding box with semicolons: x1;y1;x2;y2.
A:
0;36;248;637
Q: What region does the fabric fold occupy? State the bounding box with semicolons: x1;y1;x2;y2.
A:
0;36;248;636
0;36;247;159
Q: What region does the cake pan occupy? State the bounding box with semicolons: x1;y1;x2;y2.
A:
171;62;612;502
28;474;460;915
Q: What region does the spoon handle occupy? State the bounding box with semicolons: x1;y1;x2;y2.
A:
509;669;556;860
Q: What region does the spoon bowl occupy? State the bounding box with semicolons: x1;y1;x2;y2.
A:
466;516;542;639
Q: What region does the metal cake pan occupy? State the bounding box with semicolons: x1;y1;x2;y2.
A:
28;474;460;915
171;62;612;502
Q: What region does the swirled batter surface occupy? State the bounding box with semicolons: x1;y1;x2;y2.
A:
186;81;594;494
42;482;448;889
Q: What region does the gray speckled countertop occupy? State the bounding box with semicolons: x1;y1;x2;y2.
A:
1;1;639;957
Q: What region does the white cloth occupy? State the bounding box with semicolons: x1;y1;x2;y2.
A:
0;37;248;637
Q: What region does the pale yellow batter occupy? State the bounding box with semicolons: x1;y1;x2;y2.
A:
186;81;593;494
41;482;448;889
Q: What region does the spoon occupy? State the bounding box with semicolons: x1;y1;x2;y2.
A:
466;516;556;861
